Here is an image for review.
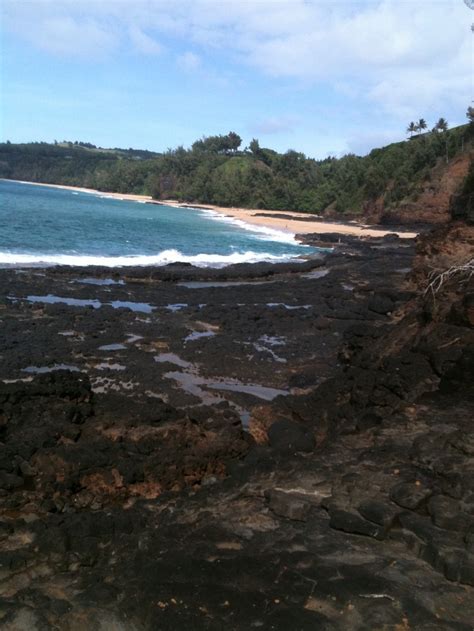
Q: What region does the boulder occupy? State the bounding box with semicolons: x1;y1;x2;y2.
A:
329;509;384;539
428;495;474;533
357;500;399;529
267;420;315;454
265;489;311;522
389;482;431;510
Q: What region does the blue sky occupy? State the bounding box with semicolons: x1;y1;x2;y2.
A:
1;0;472;159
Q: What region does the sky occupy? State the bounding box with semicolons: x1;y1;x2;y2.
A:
1;0;473;159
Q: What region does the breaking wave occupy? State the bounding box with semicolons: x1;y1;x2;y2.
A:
0;249;304;268
190;207;302;245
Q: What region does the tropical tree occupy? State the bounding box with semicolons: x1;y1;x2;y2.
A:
249;138;261;156
467;106;474;123
432;117;450;163
417;118;427;134
191;132;242;154
406;122;417;138
227;131;242;153
434;117;448;133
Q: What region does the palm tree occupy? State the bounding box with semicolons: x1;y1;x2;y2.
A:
432;117;450;163
406;122;416;138
417;118;427;134
434;117;448;133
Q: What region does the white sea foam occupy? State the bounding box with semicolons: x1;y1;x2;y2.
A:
189;206;302;245
0;249;302;268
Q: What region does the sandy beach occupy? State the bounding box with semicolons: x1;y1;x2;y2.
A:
5;179;418;239
160;199;419;239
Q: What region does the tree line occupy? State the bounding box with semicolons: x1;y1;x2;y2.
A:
407;107;474;138
406;117;448;137
1;114;472;216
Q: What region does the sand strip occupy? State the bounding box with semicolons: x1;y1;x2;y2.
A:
159;200;418;239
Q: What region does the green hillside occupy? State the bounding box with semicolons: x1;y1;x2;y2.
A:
1;122;472;219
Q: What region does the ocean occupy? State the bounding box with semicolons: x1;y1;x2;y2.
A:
0;180;314;267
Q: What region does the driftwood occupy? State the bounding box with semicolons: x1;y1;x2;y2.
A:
424;258;474;300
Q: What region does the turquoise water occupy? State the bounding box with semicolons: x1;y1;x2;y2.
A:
0;180;313;267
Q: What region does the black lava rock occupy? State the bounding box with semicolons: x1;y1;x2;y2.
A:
265;489;312;522
389;482;432;510
329;509;384;539
267;420;315;454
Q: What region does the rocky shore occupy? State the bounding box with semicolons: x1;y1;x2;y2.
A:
0;222;473;630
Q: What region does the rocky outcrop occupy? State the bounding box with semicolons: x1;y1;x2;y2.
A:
292;222;474;430
1;223;473;629
0;374;249;512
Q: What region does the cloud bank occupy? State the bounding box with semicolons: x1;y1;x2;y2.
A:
2;0;472;154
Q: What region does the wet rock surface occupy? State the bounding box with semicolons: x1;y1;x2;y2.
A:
0;227;473;629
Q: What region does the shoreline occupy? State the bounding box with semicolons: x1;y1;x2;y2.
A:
2;179;154;204
3;178;418;239
2;224;473;628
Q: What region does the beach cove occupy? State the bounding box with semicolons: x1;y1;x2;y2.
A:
3;179;418;243
0;179;312;267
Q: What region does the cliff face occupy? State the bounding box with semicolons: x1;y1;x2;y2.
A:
362;152;472;226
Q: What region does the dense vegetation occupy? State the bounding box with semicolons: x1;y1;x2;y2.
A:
452;150;474;223
1;121;472;216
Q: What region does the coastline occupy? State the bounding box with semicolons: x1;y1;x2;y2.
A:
2;224;473;628
2;179;154;204
3;179;418;239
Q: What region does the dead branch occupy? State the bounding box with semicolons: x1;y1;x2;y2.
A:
424;258;474;300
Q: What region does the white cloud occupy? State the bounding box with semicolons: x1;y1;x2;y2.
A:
226;1;471;117
129;26;163;55
177;51;201;71
2;0;472;115
11;15;119;59
249;116;298;135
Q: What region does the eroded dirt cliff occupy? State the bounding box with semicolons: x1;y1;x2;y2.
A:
361;152;473;226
